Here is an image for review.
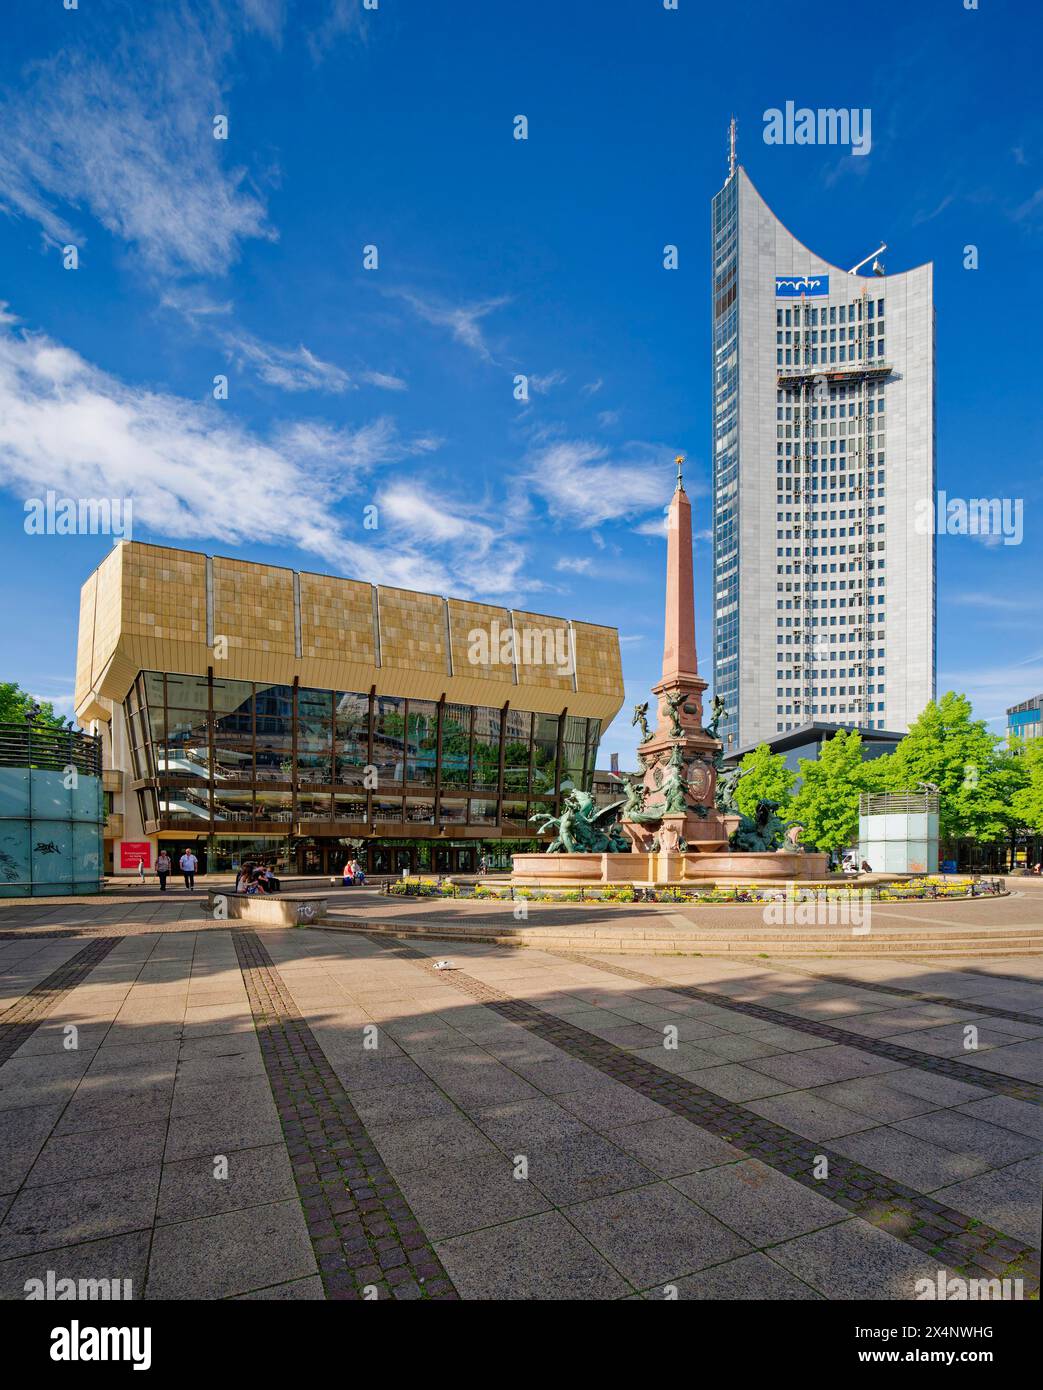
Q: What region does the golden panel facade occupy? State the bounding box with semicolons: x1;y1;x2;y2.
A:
74;541;625;726
212;556;295;661
377;587;447;678
74;570;98;710
447;600;514;687
510;610;575;693
299;573;375;665
572;622;624;698
122;545;206;645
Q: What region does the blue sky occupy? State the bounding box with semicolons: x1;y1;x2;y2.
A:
0;0;1040;760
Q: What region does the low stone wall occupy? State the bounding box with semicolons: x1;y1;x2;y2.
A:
206;891;327;927
511;850;830;886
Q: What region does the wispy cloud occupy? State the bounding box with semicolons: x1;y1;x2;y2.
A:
160;288;234;322
224;333;351;393
238;0;287;42
0;314;479;595
951;592;1035;612
554;556;592;574
391;289;509;362
377;482;527;596
525;440;674;528
0;10;275;276
529;370;567;394
361;369;408;392
307;0;367;64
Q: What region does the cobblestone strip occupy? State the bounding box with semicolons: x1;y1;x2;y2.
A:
545;951;1042;1106
724;957;1043;1026
0;936;121;1065
372;938;1040;1294
232;930;458;1300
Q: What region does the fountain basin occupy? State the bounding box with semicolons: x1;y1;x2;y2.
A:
511;850;829;886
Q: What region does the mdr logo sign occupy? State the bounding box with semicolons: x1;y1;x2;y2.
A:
775;274;830;297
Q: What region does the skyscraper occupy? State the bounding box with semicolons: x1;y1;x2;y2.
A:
710;162;936;750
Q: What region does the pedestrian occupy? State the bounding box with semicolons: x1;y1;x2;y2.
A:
156;850;171;893
478;854;488;876
180;847;198;890
137;856;146;885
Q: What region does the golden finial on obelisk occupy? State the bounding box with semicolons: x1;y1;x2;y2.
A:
675;454;686;492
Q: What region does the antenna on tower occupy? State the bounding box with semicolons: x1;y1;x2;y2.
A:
728;117;737;179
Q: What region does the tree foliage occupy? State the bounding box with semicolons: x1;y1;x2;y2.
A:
733;742;797;819
1011;738;1043;837
873;691;1026;843
0;682;65;728
789;727;868;852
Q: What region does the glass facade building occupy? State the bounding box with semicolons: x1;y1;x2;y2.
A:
122;670;601;872
74;541;625;876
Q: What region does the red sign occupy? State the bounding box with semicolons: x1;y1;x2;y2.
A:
120;842;152;870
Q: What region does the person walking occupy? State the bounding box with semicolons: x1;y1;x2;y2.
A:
179;848;198;891
156;850;171;892
137;856;146;885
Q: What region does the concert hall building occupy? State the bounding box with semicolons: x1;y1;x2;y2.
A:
74;541;624;877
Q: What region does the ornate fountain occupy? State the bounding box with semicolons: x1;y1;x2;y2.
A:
511;458;829;887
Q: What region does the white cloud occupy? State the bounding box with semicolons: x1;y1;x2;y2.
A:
361;370;408;391
529;370;567;394
224;334;352;393
391;289;509;362
160;288;234;322
0;14;275;275
0;315;499;597
238;0;287;41
308;0;367;63
526;440;671;528
634;513;669;537
554;556;592;574
377;483;527;597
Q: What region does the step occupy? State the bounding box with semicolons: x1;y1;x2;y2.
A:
315;920;1043;957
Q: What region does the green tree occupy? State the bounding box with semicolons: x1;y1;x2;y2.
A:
0;682;65;727
1011;738;1043;836
789;728;867;852
878;691;1023;844
732;742;797;819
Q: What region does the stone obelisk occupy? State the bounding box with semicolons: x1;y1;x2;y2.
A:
624;457;729;870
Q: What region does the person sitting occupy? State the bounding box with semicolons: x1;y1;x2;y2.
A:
262;863;280;892
351;858;366;885
342;859;355;887
235;861;253;893
244;868;268;895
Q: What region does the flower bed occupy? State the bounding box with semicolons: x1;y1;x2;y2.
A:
383;876;1004;905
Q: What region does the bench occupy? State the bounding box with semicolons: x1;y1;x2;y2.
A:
206;890;327;927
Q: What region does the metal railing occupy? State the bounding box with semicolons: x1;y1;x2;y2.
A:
859;791;939;815
0;722;102;776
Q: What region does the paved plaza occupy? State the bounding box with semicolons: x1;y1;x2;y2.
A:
0;887;1040;1301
